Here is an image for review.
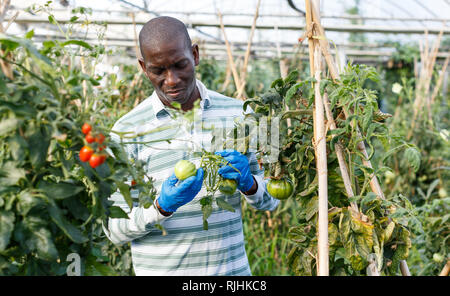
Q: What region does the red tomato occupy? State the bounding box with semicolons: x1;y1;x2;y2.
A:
89;153;106;168
79;146;94;162
131;180;137;187
85;132;95;143
82;123;92;135
95;133;105;144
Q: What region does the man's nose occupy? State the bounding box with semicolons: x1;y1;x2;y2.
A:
164;69;180;87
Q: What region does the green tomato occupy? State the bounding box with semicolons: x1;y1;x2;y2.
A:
174;160;197;181
433;253;444;263
438;188;447;198
384;170;395;183
267;178;294;200
218;178;238;195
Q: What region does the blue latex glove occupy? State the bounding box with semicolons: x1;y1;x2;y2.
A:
157;168;204;213
215;150;254;192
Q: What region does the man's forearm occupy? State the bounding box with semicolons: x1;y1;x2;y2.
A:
155;199;173;216
242;176;258;195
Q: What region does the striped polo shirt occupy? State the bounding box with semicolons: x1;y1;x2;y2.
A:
103;80;279;276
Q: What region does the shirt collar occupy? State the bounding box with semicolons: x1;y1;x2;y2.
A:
150;79;212;120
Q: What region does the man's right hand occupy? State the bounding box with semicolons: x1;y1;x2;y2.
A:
157;168;204;213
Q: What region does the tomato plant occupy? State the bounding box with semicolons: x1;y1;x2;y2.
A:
241;65;421;275
0;5;159;275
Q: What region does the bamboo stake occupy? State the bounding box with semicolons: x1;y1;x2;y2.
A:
305;0;315;78
309;2;340;83
313;46;329;276
306;0;411;275
236;0;261;100
130;12;141;59
430;56;449;105
220;60;232;92
323;92;359;212
439;260;450;276
304;1;358;212
217;10;242;94
408;28;444;140
308;3;386;201
306;0;329;276
0;0;13;79
400;260;411;276
80;57;88;110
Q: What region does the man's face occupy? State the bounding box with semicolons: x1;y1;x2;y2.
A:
139;37;199;106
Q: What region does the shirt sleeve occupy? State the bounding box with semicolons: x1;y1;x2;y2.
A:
102;196;170;246
242;151;280;211
102;124;170;246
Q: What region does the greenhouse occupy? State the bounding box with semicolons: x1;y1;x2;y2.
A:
0;0;448;278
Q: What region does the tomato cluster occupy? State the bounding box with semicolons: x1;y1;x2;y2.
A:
79;123;107;168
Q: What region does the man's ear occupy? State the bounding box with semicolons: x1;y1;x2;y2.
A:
192;44;199;66
138;58;147;73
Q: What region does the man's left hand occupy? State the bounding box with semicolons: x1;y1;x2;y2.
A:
215;149;254;192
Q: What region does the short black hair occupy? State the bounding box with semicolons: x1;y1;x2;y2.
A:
139;16;192;59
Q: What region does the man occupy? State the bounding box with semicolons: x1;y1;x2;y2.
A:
103;16;280;276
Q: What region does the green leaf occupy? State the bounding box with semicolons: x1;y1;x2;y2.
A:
60;39;93;50
0;211;15;251
116;181;133;210
339;210;351;243
16;190;45;216
362;105;373;132
404;147;421;172
426;179;440;200
288;226;307;244
21;216;58;261
384;221;395;243
48;15;56;25
48;204;88;244
202;203;213;220
85;256;117;276
108;206;129;219
283;70;299;85
25;29;35;39
215;197;235;213
38;181;84;200
0;117;18;136
270;77;283;89
0;33;51;65
28;128;51;169
285;82;301;101
0;161;26;186
305;196;318;221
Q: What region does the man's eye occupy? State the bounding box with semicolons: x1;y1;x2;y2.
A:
150;68;163;74
176;61;188;68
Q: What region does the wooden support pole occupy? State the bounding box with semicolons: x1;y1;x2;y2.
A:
400;260;411;276
236;0;261;100
217;10;242;93
305;0;412;275
306;0;329;276
322;92;359;213
439;260;450;276
313;46;329;276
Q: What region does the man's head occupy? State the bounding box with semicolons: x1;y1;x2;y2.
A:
138;16;199;107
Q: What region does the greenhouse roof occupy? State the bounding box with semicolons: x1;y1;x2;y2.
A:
3;0;450;63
